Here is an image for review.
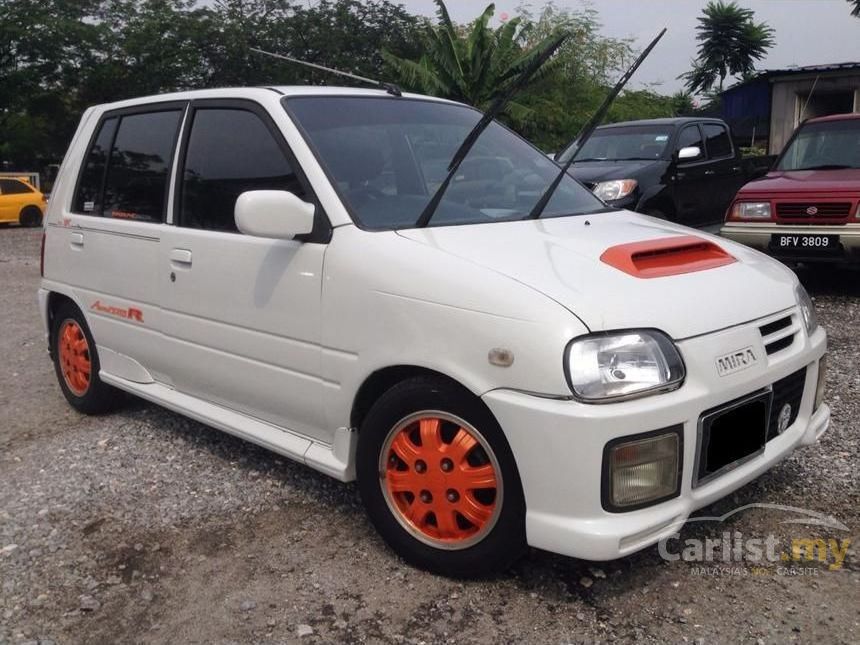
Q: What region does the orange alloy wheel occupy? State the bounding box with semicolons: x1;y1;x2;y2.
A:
58;320;92;396
379;412;503;549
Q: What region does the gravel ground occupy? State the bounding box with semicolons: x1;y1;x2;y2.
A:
1;225;858;644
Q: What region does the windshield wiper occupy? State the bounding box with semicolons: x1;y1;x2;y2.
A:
525;28;666;220
413;31;570;228
793;164;854;170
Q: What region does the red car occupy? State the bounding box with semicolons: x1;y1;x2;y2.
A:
721;113;860;264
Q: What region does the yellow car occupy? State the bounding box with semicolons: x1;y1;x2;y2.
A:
0;177;46;227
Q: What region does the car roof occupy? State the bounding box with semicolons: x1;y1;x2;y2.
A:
90;86;458;112
805;112;860;124
595;117;726;129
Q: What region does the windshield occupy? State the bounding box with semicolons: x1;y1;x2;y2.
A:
777;119;860;171
285;96;604;230
558;125;672;163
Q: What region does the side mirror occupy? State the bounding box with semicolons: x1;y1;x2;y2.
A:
677;146;702;161
234;190;315;240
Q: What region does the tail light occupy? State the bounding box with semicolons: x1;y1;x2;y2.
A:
40;231;46;277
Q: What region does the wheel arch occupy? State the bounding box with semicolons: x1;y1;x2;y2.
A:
351;364;484;432
45;291;83;356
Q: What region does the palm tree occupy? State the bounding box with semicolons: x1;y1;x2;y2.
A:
681;1;775;95
382;1;564;124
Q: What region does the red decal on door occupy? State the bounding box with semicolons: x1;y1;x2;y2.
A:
91;300;145;323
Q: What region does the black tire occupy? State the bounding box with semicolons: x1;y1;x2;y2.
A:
356;376;527;577
19;206;43;227
51;301;121;414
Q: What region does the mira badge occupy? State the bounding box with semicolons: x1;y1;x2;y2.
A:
715;346;758;377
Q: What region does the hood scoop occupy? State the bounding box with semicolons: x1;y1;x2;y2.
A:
600;235;736;278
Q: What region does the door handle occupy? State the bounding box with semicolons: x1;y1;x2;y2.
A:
70;232;84;247
704;169;716;175
169;248;193;266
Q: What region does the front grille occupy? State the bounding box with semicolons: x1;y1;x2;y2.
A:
759;315;796;356
776;202;852;221
766;368;806;440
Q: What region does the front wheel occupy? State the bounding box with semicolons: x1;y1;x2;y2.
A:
356;377;526;577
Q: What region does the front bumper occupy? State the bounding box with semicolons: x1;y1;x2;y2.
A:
482;310;828;561
720;222;860;262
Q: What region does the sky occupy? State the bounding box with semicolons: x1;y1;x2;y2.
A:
398;0;860;93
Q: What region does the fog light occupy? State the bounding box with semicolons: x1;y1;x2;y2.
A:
603;428;681;511
814;355;827;410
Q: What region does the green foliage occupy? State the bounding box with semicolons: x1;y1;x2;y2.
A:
0;0;423;169
670;91;697;116
381;1;567;126
1;0;680;167
681;1;775;94
850;0;860;16
739;145;767;157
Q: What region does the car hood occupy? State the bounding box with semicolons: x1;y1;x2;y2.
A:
568;159;664;184
397;211;797;340
739;169;860;194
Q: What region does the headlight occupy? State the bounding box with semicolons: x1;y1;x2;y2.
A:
731;201;771;220
565;330;686;402
593;179;638;202
795;283;818;334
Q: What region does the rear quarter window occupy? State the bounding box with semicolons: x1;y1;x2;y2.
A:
74;117;117;214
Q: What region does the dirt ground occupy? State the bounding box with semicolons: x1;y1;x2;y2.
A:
1;225;858;644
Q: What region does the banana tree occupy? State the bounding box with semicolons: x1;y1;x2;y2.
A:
381;1;563;124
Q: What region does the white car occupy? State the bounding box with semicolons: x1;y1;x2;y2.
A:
39;87;829;577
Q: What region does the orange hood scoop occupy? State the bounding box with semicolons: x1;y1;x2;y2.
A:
600;235;736;278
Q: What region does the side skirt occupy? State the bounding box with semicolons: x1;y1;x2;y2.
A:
100;371;355;482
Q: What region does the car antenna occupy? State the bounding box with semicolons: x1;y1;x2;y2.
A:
249;47;403;97
525;28;667;220
414;30;570;228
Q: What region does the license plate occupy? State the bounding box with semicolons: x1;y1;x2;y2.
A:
770;234;838;250
695;391;771;486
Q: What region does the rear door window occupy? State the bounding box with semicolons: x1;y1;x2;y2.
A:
102;110;183;221
178;107;305;232
703;124;733;159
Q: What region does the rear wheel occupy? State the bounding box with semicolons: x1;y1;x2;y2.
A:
19;206;42;227
51;301;120;414
357;377;526;577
